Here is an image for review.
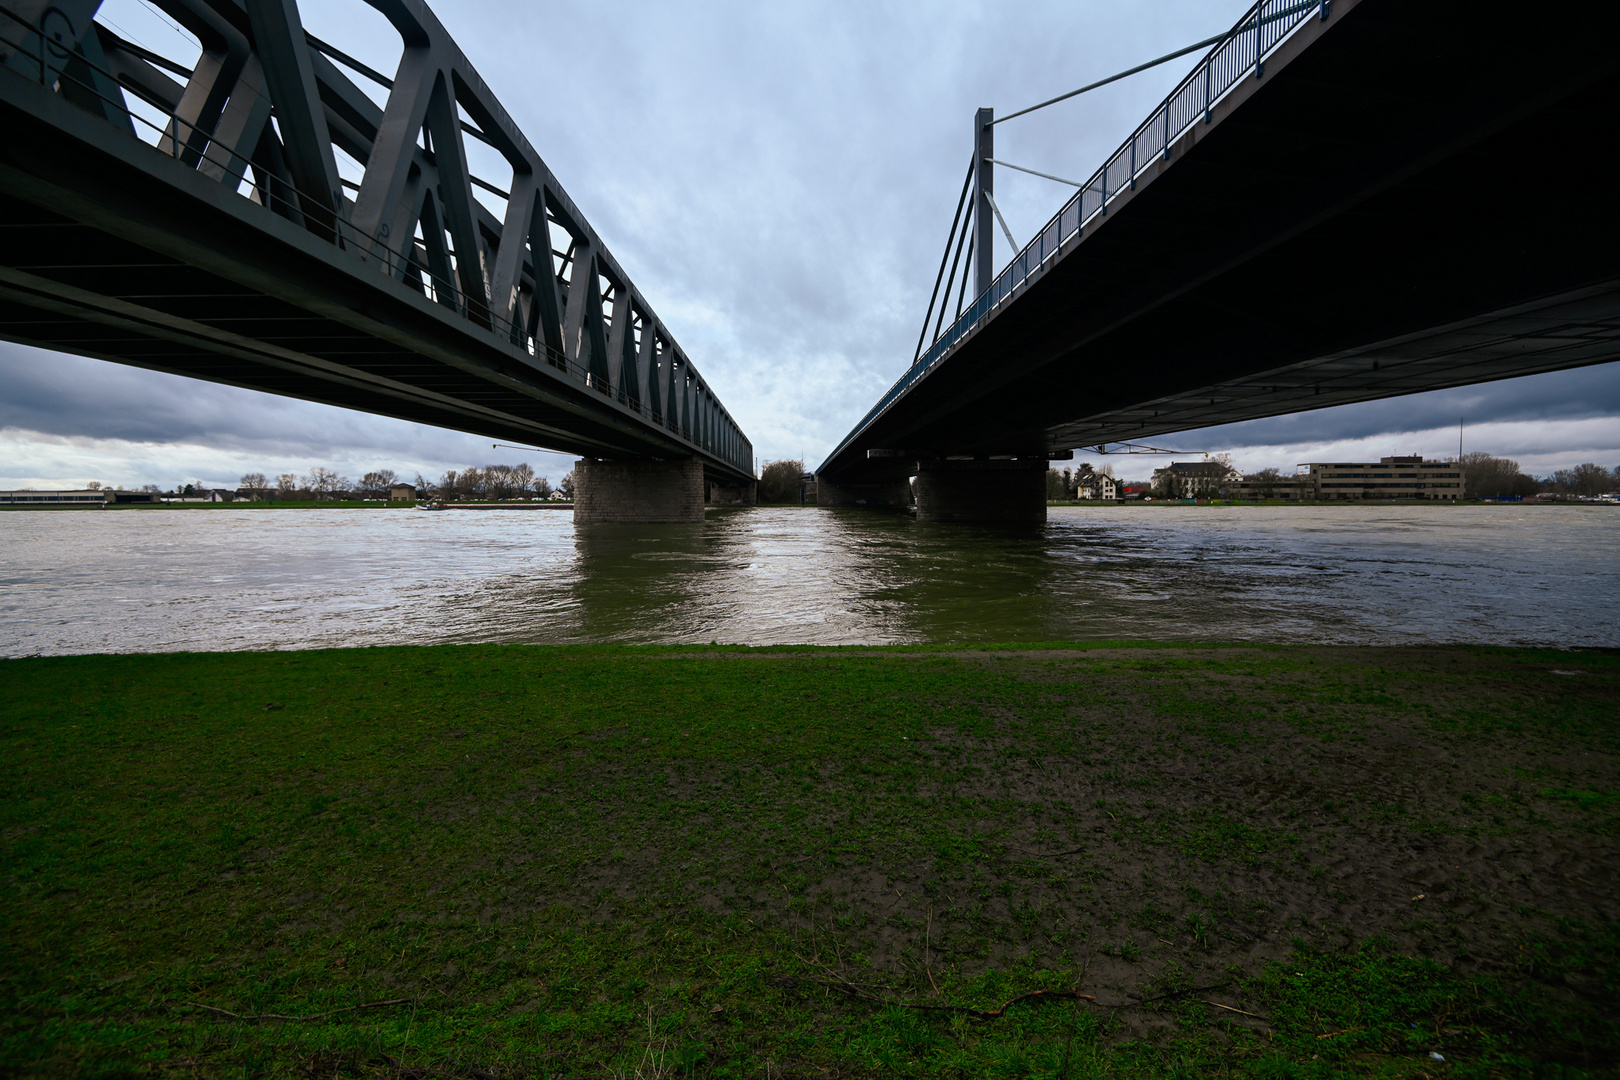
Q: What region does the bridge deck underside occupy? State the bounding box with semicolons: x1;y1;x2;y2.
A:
824;0;1620;483
0;76;749;480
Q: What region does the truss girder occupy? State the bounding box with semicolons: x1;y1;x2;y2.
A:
0;0;751;475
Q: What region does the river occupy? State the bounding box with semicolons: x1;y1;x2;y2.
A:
1;504;1615;655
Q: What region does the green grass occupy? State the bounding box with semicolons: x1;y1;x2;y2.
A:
2;643;1616;1077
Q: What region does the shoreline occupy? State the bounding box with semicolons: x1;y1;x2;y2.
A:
2;498;1613;512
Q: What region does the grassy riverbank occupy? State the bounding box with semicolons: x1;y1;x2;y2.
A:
4;644;1617;1077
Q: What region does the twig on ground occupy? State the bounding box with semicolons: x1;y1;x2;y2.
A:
1112;982;1230;1008
925;908;942;997
1316;1027;1361;1039
1204;1000;1269;1020
181;997;416;1023
797;953;1094;1019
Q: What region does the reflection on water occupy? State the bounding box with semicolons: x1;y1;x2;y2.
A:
1;504;1615;655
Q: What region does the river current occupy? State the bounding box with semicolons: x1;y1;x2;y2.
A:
1;504;1615;656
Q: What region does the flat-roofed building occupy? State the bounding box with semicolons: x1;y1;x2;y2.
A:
1301;456;1462;500
1226;474;1316;500
0;489;108;507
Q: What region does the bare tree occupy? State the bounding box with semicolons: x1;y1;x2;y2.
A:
305;467;345;500
1457;453;1537;498
558;469;576;501
1243;467;1283;499
276;472;300;499
437;469;460;502
359;469;397;497
239;472;269;500
1545;462;1614;497
533;475;553;500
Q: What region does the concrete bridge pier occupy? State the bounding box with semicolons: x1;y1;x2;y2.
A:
914;459;1047;523
573;458;706;523
816;475;913;508
709;479;757;506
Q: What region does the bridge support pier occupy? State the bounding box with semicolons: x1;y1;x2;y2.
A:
914;459;1047;523
815;475;912;508
709;479;757;506
573;459;706;524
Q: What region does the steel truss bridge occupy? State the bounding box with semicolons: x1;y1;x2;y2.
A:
0;0;753;481
818;0;1620;486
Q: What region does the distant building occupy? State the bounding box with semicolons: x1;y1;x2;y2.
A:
1299;456;1462;500
1226;474;1316;500
389;483;417;501
0;489;107;507
1077;474;1118;500
202;489;233;502
1152;460;1240;499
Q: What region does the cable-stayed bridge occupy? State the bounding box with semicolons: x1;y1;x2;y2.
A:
0;0;753;521
817;0;1620;521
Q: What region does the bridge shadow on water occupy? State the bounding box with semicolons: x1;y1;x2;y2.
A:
2;505;1612;655
547;506;1618;647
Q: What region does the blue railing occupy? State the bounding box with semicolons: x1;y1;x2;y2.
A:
820;0;1328;472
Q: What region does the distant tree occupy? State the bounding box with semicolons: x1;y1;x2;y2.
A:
85;480;101;490
757;459;804;503
1243;467;1283;499
437;470;460;502
558;469;576;501
359;469;397;497
182;483;196;496
1045;468;1066;500
239;472;268;500
305;467;344;500
479;464;531;500
1460;453;1537;498
140;483;162;494
533;475;553;500
1546;462;1614;497
276;472;300;499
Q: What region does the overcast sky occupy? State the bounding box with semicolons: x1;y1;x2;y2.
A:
3;0;1616;490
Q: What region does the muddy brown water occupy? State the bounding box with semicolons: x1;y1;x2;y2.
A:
0;503;1615;655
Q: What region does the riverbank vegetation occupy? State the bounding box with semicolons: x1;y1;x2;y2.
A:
4;644;1616;1077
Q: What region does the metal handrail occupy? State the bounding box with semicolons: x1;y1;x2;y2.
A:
0;6;752;472
820;0;1327;472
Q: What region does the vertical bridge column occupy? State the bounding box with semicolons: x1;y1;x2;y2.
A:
709;479;757;506
816;475;913;508
573;458;705;523
914;459;1047;523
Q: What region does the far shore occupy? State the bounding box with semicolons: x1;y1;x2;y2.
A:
3;498;1612;512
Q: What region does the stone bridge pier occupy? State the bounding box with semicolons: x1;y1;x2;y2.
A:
815;475;913;509
573;459;707;523
709;480;758;506
913;459;1048;523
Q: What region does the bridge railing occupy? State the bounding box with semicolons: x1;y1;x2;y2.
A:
0;2;752;476
822;0;1327;471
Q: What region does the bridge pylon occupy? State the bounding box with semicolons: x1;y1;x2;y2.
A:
973;107;994;299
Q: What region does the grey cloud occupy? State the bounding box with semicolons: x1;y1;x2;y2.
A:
6;0;1615;478
1154;364;1620;453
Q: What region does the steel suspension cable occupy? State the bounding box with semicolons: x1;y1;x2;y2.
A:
912;155;977;363
952;233;975;321
933;197;974;343
993;30;1228;125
